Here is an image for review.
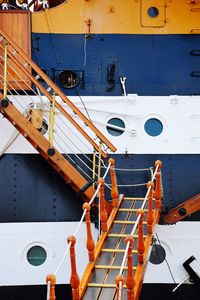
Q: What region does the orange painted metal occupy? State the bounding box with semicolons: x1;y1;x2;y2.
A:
78;195;124;299
154;160;162;209
98;178;108;232
146;181;154;234
136;209;145;264
115;275;125;300
125;236;135;300
83;203;95;261
46;274;56;300
163;193;200;224
109;158;119;207
67;236;80;300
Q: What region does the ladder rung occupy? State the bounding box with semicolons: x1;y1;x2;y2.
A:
124;197;145;201
124;197;155;201
95;265;136;270
102;248;137;253
113;220;147;225
87;283;127;288
108;233;147;238
118;208;148;212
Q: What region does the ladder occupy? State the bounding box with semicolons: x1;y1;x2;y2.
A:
0;27;116;202
63;161;163;300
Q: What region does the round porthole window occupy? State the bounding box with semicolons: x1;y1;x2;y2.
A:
27;246;47;266
149;244;166;264
144;118;163;137
57;70;80;89
148;7;159;18
106;118;125;136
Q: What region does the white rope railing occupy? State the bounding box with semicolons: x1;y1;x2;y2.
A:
0;59;99;182
45;162;111;298
117;163;160;298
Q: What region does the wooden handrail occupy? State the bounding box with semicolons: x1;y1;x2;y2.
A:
0;27;117;154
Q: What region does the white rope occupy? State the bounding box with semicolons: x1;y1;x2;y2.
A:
107;182;148;187
118;164;159;276
46;281;50;300
118;281;123;300
51;163;111;278
101;166;153;172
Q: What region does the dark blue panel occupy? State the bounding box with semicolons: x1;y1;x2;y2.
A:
0;154;85;222
32;33;200;96
1;154;200;222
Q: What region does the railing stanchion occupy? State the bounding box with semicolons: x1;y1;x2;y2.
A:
115;275;125;300
46;274;56;300
99;178;108;232
67;236;80;300
125;236;135;300
83;203;95;261
136;209;145;264
3;41;8;99
146;181;154;234
109;158;119;207
48;93;55;152
154;160;162;209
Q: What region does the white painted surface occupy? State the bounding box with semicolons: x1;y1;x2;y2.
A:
1;95;200;155
144;222;200;284
0;222;98;286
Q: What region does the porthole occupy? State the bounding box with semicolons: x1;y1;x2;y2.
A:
27;245;47;266
149;244;166;265
144;118;163;137
106;118;125;136
148;7;159;18
57;70;80;89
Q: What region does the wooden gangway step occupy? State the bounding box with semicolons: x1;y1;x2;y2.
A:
113;220;147;225
101;248;138;253
95;265;137;270
107;233;147;238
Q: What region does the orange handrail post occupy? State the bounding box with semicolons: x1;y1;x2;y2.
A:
146;182;154;234
115;275;125;300
125;236;135;300
83;203;95;261
98;178;108;232
154;160;162;210
109;158;119;207
46;274;56;300
67;236;80;300
136;209;145;264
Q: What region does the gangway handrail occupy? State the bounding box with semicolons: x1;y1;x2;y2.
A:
117;160;162;299
0;27;117;157
45;161;112;299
